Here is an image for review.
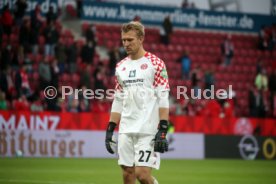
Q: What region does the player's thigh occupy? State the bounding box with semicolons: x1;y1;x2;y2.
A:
134;134;160;169
135;166;152;177
121;165;135;177
118;133;135;167
135;166;153;181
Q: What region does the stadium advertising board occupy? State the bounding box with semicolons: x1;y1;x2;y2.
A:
0;0;58;14
0;130;204;159
81;1;275;33
205;135;276;160
0;111;275;136
0;111;110;131
170;116;276;136
0;111;204;158
0;130;118;158
162;133;204;159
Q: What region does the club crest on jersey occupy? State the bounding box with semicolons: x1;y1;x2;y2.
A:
140;63;148;70
129;70;136;77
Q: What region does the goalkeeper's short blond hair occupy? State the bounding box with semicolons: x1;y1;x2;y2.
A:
121;21;145;38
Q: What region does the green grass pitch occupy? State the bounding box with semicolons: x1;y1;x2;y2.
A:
0;158;275;184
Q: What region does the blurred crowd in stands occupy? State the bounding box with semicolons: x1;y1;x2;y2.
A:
258;24;276;52
0;0;276;119
158;15;276;118
0;1;116;113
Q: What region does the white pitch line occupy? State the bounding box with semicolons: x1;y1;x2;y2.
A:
0;179;95;184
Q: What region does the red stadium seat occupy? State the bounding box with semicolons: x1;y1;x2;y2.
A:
66;4;77;17
82;22;90;33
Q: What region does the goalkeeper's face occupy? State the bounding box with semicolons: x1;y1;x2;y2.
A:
121;30;144;56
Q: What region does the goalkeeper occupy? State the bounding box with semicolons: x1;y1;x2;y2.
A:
105;21;170;184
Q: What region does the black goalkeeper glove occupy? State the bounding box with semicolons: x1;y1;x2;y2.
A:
105;122;117;154
154;120;169;153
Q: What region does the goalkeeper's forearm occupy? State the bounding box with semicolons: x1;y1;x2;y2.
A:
109;112;121;124
158;90;169;121
159;107;169;121
110;91;123;124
